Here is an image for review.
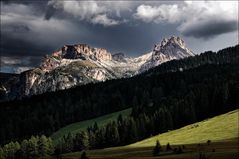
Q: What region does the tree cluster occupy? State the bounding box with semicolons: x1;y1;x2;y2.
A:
56;106;188;154
0;135;54;159
0;45;238;145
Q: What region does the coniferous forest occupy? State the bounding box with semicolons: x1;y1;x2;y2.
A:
0;45;238;158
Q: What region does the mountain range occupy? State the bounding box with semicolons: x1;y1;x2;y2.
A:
1;36;194;100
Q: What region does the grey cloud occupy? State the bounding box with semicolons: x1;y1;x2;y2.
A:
180;19;238;39
3;24;31;33
0;56;41;73
134;1;238;39
44;0;132;26
44;4;56;20
1;1;238;73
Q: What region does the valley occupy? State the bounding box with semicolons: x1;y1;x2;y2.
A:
0;44;238;159
62;109;239;159
1;1;238;159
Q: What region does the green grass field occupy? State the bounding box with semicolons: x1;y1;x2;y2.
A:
62;109;239;159
51;108;132;143
130;109;239;147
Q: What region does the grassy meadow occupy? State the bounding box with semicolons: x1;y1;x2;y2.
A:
61;109;238;159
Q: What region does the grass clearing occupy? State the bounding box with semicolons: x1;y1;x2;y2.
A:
62;109;239;159
130;109;239;147
51;108;132;143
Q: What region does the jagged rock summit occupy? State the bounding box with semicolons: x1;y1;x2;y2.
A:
139;36;194;72
6;36;194;100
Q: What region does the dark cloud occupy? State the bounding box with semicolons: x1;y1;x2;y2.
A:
1;1;238;73
44;3;57;20
1;34;54;57
3;24;31;33
0;56;41;73
181;20;238;39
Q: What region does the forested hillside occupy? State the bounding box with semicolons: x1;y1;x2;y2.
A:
0;45;238;146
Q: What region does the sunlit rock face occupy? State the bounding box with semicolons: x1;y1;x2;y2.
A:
139;36;195;72
7;36;194;99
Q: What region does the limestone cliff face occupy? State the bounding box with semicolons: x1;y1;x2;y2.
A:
6;37;194;100
40;44;112;72
139;36;195;72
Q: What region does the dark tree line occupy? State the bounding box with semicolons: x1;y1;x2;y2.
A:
0;45;238;145
56;107;174;154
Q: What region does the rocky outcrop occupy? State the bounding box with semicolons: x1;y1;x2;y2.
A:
112;53;126;62
139;36;194;72
6;36;194;100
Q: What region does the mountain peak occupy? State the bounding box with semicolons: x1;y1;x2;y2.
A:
40;44;112;71
153;36;194;58
139;36;194;72
112;53;126;62
169;36;185;47
7;36;195;99
155;36;186;52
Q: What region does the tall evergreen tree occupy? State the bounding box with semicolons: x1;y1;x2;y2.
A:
73;131;89;151
0;146;4;159
20;140;29;158
105;122;120;146
38;135;49;156
28;136;39;158
153;140;161;156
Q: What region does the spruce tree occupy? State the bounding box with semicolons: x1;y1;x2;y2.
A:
80;151;89;159
20;139;29;158
28;136;39;158
38;135;49;156
0;146;4;159
105;122;120;146
88;131;96;149
47;137;54;155
153;140;161;156
166;143;172;151
74;131;89;151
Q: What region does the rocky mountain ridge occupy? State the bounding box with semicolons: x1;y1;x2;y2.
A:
2;36;194;100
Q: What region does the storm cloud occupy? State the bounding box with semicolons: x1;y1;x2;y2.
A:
134;1;238;39
1;56;41;73
179;19;238;39
0;1;238;73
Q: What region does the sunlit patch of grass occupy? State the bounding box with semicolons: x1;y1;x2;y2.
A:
130;109;239;147
61;109;239;159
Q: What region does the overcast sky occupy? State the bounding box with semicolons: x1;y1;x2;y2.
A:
1;0;238;73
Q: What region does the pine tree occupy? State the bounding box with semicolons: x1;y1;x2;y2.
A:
2;141;20;159
47;137;54;155
20;139;29;158
166;143;172;151
153;140;161;156
93;122;99;133
38;135;49;156
27;136;39;158
80;151;89;159
95;129;105;149
74;131;89;151
126;118;138;143
105;122;120;146
64;133;74;152
0;146;4;159
88;131;96;149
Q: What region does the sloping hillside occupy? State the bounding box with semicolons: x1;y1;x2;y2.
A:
51;108;132;143
130;109;239;147
62;109;239;159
